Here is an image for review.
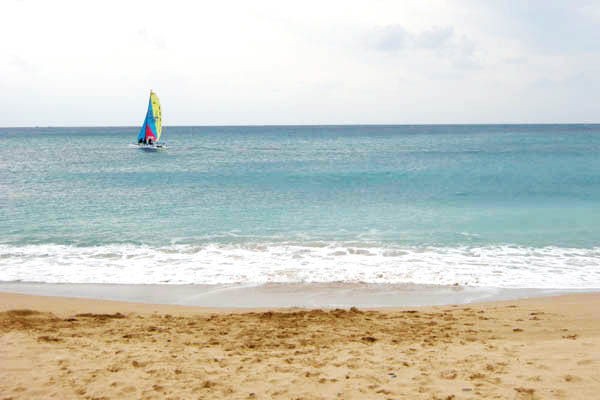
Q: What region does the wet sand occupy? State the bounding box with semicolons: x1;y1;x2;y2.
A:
1;292;600;399
0;281;583;308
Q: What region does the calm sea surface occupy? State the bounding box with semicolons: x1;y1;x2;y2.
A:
1;125;600;288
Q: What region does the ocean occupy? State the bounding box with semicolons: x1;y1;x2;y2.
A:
1;125;600;290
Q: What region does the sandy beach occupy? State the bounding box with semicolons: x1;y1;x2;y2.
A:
1;292;599;399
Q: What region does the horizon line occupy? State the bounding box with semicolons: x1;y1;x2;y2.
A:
2;122;600;129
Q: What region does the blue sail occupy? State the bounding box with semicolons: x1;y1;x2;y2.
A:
137;94;159;142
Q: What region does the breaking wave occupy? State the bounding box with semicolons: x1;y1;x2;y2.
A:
1;242;600;289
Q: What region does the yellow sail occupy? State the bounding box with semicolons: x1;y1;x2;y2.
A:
150;91;162;142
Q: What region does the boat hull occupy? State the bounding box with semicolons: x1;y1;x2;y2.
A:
138;144;167;152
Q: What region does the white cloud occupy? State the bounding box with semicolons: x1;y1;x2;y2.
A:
0;0;599;125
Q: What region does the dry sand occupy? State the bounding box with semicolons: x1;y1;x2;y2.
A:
1;292;599;399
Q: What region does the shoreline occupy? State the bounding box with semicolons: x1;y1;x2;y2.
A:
2;289;600;314
1;291;600;399
1;281;596;308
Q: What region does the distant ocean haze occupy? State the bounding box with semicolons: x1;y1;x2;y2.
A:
1;125;599;288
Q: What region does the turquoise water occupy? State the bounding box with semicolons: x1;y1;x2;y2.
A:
1;125;600;288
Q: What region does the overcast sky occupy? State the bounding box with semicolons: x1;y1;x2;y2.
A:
2;0;600;126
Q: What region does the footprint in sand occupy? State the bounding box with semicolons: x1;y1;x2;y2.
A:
469;373;486;380
121;385;136;393
514;387;535;400
440;370;457;379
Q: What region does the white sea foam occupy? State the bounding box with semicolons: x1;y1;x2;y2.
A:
0;243;599;289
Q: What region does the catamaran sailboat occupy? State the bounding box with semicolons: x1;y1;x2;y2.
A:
137;90;166;151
